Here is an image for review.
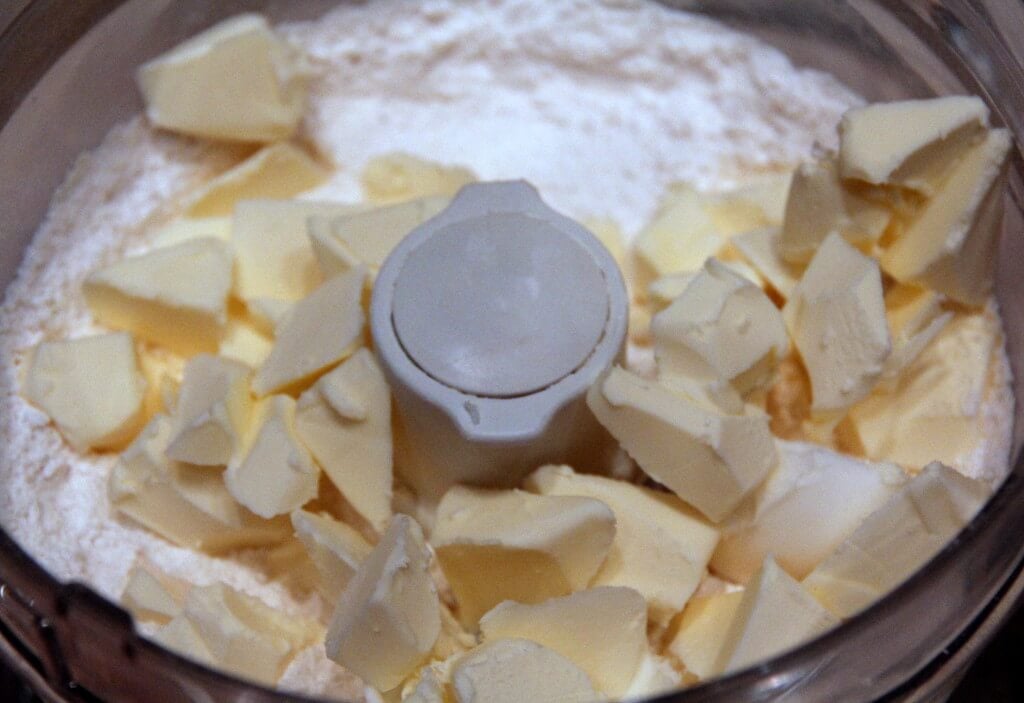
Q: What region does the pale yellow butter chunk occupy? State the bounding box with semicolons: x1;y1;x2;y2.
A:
151;216;231;249
137;14;307;142
166;354;251;466
22;332;148;452
83;238;233;355
648;272;699;311
233;199;357;301
524;465;719;626
479;586;647;697
294;349;392;534
714;557;838;675
804;462;988;619
121;563;189;625
779;155;891;264
652;258;788;395
668;590;744;681
711;440;906;583
731;227;803;301
253;266;366;396
290;509;372;603
246;297;293;335
153;616;217;668
839;96;989;192
109;414;290;552
308;195;449;280
218;317;274;369
326;515;441;692
225;395;319;518
186;142;328;217
362;153;475;205
881;129;1011;306
634;187;724;291
783;232;891;414
587;366;776;522
621;652;683;702
450;638;602;703
431;486;616;627
878;284;952;389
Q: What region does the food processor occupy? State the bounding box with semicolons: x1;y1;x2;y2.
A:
2;1;1024;701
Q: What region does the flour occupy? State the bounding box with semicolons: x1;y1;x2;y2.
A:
0;0;1009;700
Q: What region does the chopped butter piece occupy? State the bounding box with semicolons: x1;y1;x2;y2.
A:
294;349;392;534
151;216;231;249
879;284;952;388
362;153;475;204
783;232;890;414
252;267;366;396
668;590;744;681
291;509;373;603
22;332;148;452
621;652;683;702
634;188;724;291
711;440;907;582
648;272;699;311
804;462;989;618
166;354;251;466
246;297;293;335
479;586;647;697
137;14;307;142
218;317;274;368
153;615;217;668
881;129;1011;306
121;563;189;625
326;515;441;692
431;486;616;627
587;366;776;522
186;142;328;217
731;227;803;301
225;395;319;518
83;238;233;355
525;465;719;626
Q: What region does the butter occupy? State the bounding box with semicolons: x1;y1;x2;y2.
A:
218;317;274;369
881;129;1011;306
525;465;719;626
804;462;989;618
711;440;907;582
137;14;307;142
621;652;683;702
431;486;616;626
652;258;788;395
23;332;148;452
153;616;216;668
587;366;776;522
783;232;890;414
326;515;441;692
479;586;647;697
450;638;601;703
165;354;251;466
714;557;838;674
668;590;744;681
121;563;189;625
253;267;366;396
186;142;328;217
294;349;392;534
634;187;724;291
233;199;357;302
361;153;475;205
838;96;989;192
83;238;233;355
246;297;293;335
878;284;952;389
290;509;373;603
151;216;231;249
731;226;803;302
778;155;890;263
224;395;319;518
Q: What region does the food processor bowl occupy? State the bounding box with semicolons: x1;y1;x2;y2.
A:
2;1;1024;701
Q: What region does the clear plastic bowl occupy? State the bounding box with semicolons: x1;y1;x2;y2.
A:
1;2;1023;701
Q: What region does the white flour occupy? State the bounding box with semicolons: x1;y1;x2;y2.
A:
0;0;1010;700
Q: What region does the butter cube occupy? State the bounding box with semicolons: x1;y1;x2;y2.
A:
731;227;803;301
648;272;698;311
326;515;441;692
652;258;788;395
712;171;793;226
479;586;647;697
233;199;356;302
153;616;216;668
290;509;372;603
294;349;392;534
137;14;307;142
878;284;952;389
714;557;838;674
151;217;231;249
246;297;293;335
253;267;366;396
22;332;148;452
166;354;251;466
711;440;906;583
803;462;989;618
587;366;776;522
83;238;233;355
450;638;600;703
225;395;319;518
187;143;328;217
634;188;724;291
361;153;475;205
621;652;683;702
881;129;1010;306
839;96;989;192
783;232;890;414
121;563;189;625
668;591;744;681
524;465;719;626
431;486;616;626
218;317;274;369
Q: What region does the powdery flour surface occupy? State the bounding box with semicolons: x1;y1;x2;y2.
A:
0;0;1012;700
